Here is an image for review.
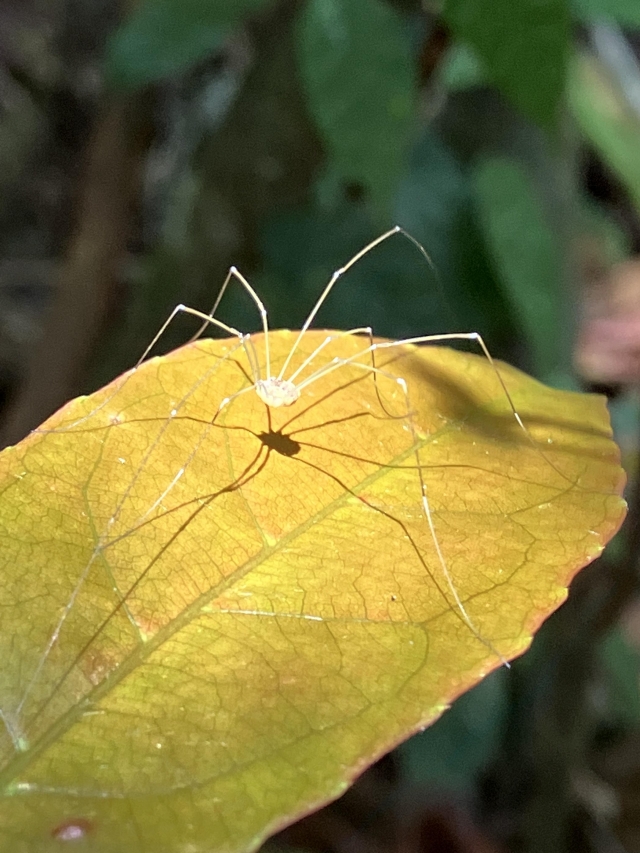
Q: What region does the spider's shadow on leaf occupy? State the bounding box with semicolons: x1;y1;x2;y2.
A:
258;429;301;457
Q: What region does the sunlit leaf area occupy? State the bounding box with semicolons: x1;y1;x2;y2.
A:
0;1;639;851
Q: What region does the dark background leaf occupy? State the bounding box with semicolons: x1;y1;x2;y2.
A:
296;0;415;213
106;0;274;88
443;0;570;130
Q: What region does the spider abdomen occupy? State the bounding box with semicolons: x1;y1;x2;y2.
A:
255;377;301;407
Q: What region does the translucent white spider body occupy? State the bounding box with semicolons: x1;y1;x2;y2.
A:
255;377;300;407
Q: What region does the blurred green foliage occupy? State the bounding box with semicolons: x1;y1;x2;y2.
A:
397;669;508;794
575;0;640;26
297;0;415;212
106;0;273;87
570;51;640;213
443;0;569;130
599;627;640;728
472;156;564;379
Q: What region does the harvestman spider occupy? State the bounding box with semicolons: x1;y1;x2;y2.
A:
11;223;549;744
11;219;555;746
137;225;532;664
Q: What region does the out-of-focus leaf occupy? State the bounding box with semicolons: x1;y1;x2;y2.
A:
599;627;640;726
579;199;632;268
569;51;640;215
296;0;415;212
472;156;564;380
395;130;517;355
443;0;570;129
398;669;507;792
573;0;640;27
259;204;376;331
0;332;625;852
106;0;272;89
438;42;487;91
608;393;640;485
394;130;468;282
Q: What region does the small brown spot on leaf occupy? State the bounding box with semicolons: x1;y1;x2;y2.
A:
51;818;93;841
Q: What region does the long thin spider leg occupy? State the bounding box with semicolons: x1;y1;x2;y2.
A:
312;356;509;665
297;332;578;493
373;334;577;487
287;327;373;384
25;441;273;736
295;333;480;391
37;304;252;437
295;325;394;421
298;332;524;437
191;266;272;379
376;332;525;428
16;336;250;723
295;343;376;391
244;334;261;385
149;305;260;386
0;708;25;753
278;225;440;380
138;303;240;367
214;383;256;417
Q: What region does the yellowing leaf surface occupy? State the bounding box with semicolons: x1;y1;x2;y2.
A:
0;331;626;852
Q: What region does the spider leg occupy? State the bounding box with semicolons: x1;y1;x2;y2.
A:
17;333;250;723
298;332;523;438
214;382;256;418
287;327;373;384
193;266;272;378
35;293;258;435
291;326;413;419
140;304;260;386
278;226;440;380
298;329;575;498
375;332;526;430
323;356;510;666
372;334;576;488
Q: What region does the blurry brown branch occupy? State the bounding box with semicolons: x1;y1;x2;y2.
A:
0;91;149;448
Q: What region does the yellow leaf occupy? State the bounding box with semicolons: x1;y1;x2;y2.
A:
0;331;626;852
